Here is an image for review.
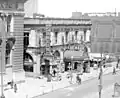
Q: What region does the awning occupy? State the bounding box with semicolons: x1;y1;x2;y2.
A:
64;50;89;61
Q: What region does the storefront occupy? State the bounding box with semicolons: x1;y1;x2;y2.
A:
63;50;90;73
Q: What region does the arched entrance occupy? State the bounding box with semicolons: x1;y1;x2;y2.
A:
23;52;34;72
40;59;50;75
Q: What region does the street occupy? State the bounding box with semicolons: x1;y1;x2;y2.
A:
33;70;120;98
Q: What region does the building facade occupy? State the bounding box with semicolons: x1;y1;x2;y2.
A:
0;0;27;86
72;12;120;54
24;17;91;74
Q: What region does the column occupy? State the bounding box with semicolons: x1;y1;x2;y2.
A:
68;31;71;42
34;55;40;74
60;32;65;45
71;31;75;42
40;31;44;47
57;32;61;45
78;30;84;43
36;30;40;47
50;32;54;46
86;30;91;42
29;29;36;47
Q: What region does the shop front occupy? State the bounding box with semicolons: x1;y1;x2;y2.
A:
64;50;90;73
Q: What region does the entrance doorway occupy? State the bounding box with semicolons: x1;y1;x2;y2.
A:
74;62;78;69
23;53;34;72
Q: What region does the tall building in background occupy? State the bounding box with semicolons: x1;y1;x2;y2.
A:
24;0;38;17
71;12;120;54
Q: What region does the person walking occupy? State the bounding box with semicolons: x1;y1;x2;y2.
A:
53;69;56;77
113;67;116;75
14;84;17;93
76;74;81;84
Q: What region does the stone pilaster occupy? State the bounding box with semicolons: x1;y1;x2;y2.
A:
12;13;24;72
86;30;91;42
34;55;40;74
11;13;25;82
29;29;36;47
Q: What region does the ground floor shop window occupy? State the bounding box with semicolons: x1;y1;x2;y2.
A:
23;52;34;72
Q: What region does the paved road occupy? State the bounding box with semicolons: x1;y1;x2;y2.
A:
33;71;120;98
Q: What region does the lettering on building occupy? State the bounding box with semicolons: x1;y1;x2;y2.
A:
0;2;24;11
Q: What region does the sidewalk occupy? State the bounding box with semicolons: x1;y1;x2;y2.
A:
3;62;120;98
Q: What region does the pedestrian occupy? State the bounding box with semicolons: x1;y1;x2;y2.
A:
14;84;17;93
113;67;116;75
11;80;14;89
76;74;81;84
116;63;118;69
53;69;56;77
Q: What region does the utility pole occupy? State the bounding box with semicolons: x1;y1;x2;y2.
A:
98;45;103;98
71;56;73;83
0;17;6;98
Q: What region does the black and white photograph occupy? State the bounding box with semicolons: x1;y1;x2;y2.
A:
0;0;120;98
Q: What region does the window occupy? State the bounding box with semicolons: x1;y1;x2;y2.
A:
66;31;68;43
55;32;58;44
24;33;29;47
75;31;78;40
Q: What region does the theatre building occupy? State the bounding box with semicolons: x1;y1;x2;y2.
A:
24;17;92;75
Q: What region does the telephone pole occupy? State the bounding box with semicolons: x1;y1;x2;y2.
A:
98;45;103;98
0;16;6;98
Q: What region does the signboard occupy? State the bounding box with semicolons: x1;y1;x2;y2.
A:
39;19;91;25
0;2;24;11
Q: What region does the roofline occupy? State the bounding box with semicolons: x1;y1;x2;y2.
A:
24;17;91;21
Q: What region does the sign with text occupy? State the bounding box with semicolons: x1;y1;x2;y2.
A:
0;2;24;11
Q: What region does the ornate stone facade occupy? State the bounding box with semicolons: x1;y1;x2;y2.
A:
24;18;92;74
0;0;27;86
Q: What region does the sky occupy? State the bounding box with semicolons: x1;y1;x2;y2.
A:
37;0;120;18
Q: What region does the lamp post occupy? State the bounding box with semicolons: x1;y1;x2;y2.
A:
70;56;73;83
